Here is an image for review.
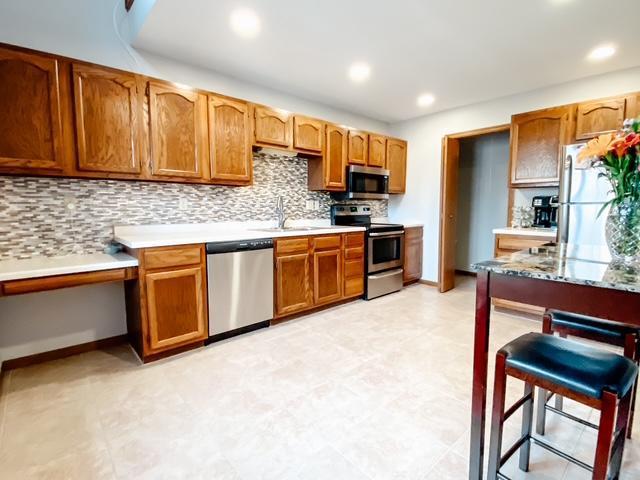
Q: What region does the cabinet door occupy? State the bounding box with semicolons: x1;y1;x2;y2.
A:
145;266;207;352
313;249;342;305
368;134;387;168
72;64;141;173
253;105;292;148
294;115;323;153
208;95;252;184
275;252;312;316
0;48;67;170
324;124;347;190
575;97;627;140
387;138;407;193
403;227;423;283
510;106;572;187
148;81;207;178
348;130;368;165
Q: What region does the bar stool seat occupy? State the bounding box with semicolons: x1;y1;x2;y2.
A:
548;310;640;342
488;332;638;480
503;332;637;399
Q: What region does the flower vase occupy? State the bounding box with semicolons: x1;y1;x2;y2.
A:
605;200;640;263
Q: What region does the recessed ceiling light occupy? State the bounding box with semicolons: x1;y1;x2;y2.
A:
587;44;616;61
348;62;371;83
229;8;261;39
417;93;435;107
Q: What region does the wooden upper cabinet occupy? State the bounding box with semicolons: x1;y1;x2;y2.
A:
348;130;368;165
368;134;387;168
145;265;207;352
148;81;207;179
253;105;292;148
72;64;141;174
387;138;407;194
293;115;323;153
0;47;67;170
510;106;572;187
575;97;628;140
324;124;347;190
208;95;252;185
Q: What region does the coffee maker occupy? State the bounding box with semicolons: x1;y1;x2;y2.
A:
532;195;558;228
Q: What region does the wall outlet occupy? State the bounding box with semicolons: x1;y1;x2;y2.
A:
314;200;321;211
178;197;189;211
305;200;314;210
63;195;77;212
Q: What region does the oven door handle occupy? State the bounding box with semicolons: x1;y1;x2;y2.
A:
368;231;404;237
369;268;404;279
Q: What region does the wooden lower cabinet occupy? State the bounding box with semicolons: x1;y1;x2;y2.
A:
275;250;313;316
493;233;552;315
274;232;365;318
343;233;365;298
403;226;423;284
125;244;208;361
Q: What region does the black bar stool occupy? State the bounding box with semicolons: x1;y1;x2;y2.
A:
488;332;637;480
537;310;640;439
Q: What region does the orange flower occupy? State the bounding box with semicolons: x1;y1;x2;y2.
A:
624;133;640;150
608;138;628;158
577;132;614;165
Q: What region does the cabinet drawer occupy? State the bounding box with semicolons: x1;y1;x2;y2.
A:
344;259;364;278
344;232;365;247
276;238;309;255
344;276;364;297
344;246;364;260
313;235;341;251
496;236;549;251
144;246;202;270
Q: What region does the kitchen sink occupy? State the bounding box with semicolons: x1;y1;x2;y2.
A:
252;226;328;232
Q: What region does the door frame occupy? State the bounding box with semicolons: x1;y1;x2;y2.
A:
438;124;511;292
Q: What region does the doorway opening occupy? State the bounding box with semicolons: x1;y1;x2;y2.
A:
438;124;511;292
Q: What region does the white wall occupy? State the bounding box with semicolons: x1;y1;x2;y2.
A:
0;0;389;363
455;133;510;272
389;66;640;282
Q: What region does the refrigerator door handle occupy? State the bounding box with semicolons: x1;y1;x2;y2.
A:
559;204;570;243
559;146;573;205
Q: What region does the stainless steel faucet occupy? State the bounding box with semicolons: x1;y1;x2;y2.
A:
275;196;287;229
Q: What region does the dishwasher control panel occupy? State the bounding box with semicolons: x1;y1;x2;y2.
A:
206;238;273;254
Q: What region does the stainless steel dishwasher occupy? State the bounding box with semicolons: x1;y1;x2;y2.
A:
206;239;274;341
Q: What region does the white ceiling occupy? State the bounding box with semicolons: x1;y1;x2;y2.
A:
133;0;640;123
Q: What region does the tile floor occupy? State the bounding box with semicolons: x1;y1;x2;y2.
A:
0;278;639;479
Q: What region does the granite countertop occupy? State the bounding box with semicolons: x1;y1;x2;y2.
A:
472;244;640;293
114;221;367;249
0;253;139;282
492;227;557;238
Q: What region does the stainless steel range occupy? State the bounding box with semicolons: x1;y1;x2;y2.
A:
331;204;404;300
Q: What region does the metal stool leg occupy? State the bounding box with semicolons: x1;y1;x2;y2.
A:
593;390;617;480
519;382;534;472
536;387;548;435
488;352;508;479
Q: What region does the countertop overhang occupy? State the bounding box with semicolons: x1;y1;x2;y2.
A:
492;227;557;238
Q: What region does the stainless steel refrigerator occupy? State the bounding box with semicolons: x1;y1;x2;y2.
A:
558;143;614;246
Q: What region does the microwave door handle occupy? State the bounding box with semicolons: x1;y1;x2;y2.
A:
369;231;404;237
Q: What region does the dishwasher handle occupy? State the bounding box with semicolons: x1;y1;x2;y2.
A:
206;238;274;254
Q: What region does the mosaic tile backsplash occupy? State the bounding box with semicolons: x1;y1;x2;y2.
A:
0;152;387;260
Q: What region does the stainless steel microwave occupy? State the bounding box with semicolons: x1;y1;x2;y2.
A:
336;165;389;200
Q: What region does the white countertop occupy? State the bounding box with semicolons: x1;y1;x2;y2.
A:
0;253;139;282
114;221;367;249
492;227;557;238
372;217;423;228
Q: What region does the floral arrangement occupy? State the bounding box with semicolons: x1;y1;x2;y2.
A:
578;116;640;214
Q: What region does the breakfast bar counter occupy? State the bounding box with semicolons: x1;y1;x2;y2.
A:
468;244;640;479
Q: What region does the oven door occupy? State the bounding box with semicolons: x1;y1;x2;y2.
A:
368;231;404;273
348;165;389;199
